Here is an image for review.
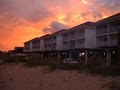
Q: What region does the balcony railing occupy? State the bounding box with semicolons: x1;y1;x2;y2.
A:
76;33;84;39
52;40;56;43
63;36;68;41
96;41;108;47
109;40;117;46
109;27;119;33
63;45;68;49
69;35;76;40
76;40;84;48
63;41;68;49
96;29;108;35
77;43;84;48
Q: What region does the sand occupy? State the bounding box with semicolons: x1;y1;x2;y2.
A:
0;63;116;90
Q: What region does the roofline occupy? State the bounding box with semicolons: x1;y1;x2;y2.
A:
24;34;50;44
68;21;95;30
96;13;120;24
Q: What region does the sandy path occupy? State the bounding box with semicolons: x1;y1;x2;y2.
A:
0;63;110;90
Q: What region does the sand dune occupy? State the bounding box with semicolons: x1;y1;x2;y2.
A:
0;63;116;90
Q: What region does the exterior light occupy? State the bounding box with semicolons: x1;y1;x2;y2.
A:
113;51;115;54
82;52;85;55
79;52;85;56
104;52;106;56
90;52;93;54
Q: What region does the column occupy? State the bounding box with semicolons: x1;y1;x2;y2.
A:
69;51;72;59
48;52;50;61
57;51;60;62
106;49;111;66
85;50;88;65
41;53;44;61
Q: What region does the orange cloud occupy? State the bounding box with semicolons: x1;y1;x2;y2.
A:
0;17;49;51
0;0;120;51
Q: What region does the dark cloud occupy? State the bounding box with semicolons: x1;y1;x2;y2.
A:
50;21;67;31
43;21;68;33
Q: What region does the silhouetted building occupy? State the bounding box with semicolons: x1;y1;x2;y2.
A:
96;13;120;64
23;13;120;64
9;47;25;56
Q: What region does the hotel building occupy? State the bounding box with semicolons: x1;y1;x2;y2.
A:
96;13;120;64
23;13;120;64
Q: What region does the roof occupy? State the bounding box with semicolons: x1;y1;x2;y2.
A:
42;29;66;39
24;38;39;44
10;47;24;53
69;21;95;30
96;13;120;25
39;34;50;39
61;22;95;34
24;34;50;44
0;50;3;54
50;29;66;36
14;47;24;49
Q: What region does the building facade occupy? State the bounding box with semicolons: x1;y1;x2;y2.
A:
62;22;96;50
24;22;96;64
24;34;50;52
23;13;120;64
43;30;65;51
24;40;33;52
96;13;120;64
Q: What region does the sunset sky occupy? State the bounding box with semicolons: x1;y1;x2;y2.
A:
0;0;120;51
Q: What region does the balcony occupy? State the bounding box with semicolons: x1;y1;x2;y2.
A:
97;35;108;47
109;21;120;33
96;29;108;35
44;45;48;50
97;41;108;47
51;36;56;43
63;33;68;41
96;24;108;35
69;40;76;49
63;41;68;49
109;27;119;33
109;34;118;46
109;40;117;46
51;43;56;50
77;39;84;48
69;32;76;40
76;30;84;39
44;39;49;45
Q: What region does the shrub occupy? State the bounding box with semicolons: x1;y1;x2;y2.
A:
87;56;106;67
24;56;120;76
104;80;120;90
88;65;120;76
0;53;27;63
